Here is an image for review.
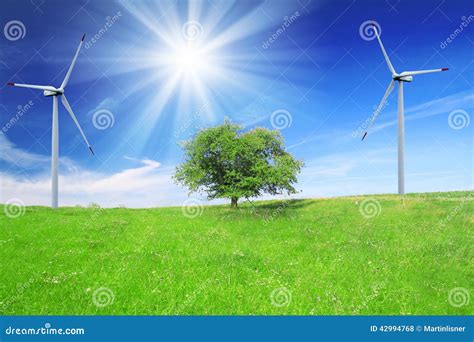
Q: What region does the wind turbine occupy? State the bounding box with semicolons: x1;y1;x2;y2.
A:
7;34;94;208
362;24;448;195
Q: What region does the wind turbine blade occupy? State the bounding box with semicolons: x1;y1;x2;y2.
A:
60;34;86;90
372;24;396;74
362;79;395;140
60;95;95;155
7;82;56;91
399;68;448;77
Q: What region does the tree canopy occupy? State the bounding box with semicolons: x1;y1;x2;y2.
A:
174;120;303;207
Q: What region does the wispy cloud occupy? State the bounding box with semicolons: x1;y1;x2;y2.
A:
299;147;394;181
291;90;474;149
370;90;474;133
0;134;77;171
293;150;471;199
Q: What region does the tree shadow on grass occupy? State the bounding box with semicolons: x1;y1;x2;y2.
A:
244;198;314;210
216;198;316;222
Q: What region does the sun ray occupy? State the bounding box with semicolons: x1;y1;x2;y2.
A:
119;1;178;49
102;0;307;156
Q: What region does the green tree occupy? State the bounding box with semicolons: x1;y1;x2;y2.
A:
174;120;303;207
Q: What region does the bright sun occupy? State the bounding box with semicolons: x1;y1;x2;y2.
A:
168;45;212;76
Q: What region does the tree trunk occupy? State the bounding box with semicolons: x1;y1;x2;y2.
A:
231;197;238;208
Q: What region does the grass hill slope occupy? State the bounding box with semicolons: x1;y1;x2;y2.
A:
1;191;472;315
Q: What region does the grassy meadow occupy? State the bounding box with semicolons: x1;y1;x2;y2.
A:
0;191;472;315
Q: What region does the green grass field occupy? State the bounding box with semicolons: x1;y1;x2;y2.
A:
1;191;472;315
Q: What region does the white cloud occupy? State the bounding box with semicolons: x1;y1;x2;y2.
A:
0;157;195;208
0;134;194;207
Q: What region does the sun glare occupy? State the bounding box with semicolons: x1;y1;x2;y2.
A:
121;0;270;138
167;45;212;77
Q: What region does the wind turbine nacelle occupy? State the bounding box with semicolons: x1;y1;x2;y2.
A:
393;74;413;82
44;90;58;97
399;76;413;82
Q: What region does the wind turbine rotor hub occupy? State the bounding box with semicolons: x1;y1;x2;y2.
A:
43;89;63;97
392;74;413;82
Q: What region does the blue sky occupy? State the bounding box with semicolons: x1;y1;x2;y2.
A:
0;0;472;207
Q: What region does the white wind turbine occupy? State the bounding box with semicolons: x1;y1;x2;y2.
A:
362;24;448;195
8;34;94;208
